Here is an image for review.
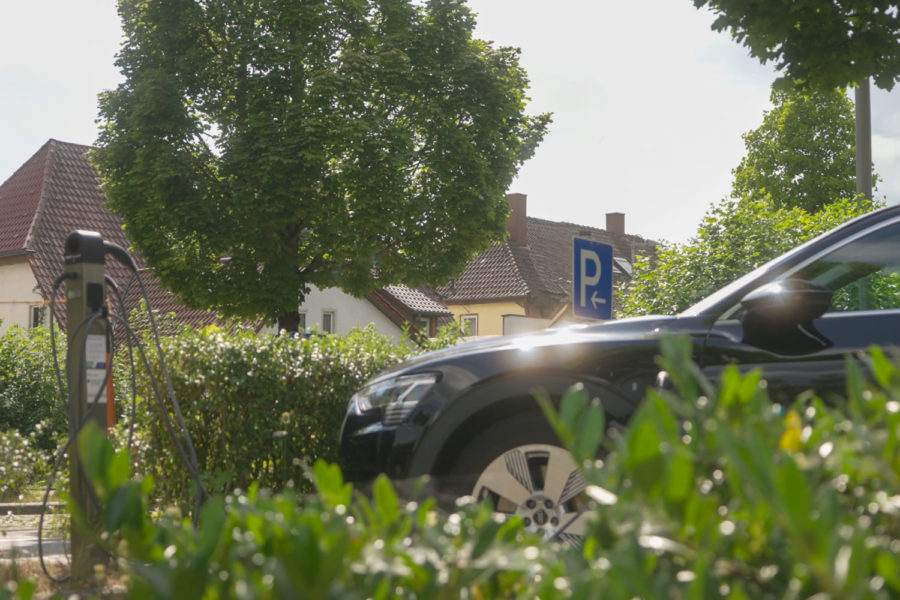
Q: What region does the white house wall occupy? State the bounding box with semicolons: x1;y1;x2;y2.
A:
298;285;403;339
0;260;44;332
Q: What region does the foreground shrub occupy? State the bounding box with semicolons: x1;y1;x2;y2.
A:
0;326;67;452
66;432;550;600
545;336;900;598
7;338;900;599
118;324;420;508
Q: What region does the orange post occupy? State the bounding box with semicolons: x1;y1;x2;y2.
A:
106;352;116;427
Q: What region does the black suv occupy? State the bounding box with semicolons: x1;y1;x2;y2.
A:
340;205;900;542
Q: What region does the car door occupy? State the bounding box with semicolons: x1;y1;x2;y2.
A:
700;217;900;405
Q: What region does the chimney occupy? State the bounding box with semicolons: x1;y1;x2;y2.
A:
606;212;625;237
506;193;527;246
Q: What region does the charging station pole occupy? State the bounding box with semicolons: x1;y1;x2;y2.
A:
64;230;109;579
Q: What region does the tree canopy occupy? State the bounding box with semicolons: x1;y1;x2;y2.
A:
731;89;861;213
618;197;873;316
692;0;900;90
94;0;550;330
619;88;877;317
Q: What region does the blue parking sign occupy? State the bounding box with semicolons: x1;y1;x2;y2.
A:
573;237;613;320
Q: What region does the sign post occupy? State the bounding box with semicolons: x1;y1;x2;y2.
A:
573;237;613;320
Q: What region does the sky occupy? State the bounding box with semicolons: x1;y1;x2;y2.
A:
2;0;898;245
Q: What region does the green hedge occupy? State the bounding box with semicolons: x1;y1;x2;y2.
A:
10;337;893;600
0;325;67;452
118;324;422;508
0;317;454;508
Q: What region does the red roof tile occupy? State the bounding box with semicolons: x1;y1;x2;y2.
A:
382;285;451;316
0;141;50;256
435;242;530;302
436;216;657;307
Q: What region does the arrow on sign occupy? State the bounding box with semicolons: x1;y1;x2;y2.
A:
591;291;607;309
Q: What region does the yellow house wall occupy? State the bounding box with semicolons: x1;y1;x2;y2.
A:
447;301;525;337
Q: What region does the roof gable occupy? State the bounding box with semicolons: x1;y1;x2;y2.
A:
435;242;531;302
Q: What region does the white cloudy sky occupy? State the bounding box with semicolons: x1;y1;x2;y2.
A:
2;0;898;244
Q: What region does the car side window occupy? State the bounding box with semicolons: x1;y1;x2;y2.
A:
793;220;900;313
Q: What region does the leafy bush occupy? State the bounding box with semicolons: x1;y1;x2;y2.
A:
619;196;875;316
9;337;900;599
106;339;900;598
117;324;421;508
0;429;46;501
59;425;550;600
0;326;67;451
546;336;900;598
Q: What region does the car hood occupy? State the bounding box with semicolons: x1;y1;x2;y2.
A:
371;314;705;382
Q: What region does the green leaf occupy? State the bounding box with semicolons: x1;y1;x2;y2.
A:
313;460;353;508
664;448;695;504
626;418;664;494
868;344;895;389
775;458;812;531
574;403;606;465
876;552;900;592
372;475;400;529
196;497;226;561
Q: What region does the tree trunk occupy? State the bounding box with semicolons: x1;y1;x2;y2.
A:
277;311;301;334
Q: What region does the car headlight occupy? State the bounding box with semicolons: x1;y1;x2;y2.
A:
350;373;438;424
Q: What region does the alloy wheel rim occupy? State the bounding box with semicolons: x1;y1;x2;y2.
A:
470;443;593;546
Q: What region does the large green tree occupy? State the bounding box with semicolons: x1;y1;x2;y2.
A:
94;0;550;331
618;197;873;316
731;89;860;213
692;0;900;90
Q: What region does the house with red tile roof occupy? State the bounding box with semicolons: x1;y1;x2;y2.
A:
0;139;450;340
434;193;658;336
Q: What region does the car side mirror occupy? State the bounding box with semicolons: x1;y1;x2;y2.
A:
740;279;833;325
739;279;834;355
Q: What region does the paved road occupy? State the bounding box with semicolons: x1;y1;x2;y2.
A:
0;528;68;562
0;509;69;565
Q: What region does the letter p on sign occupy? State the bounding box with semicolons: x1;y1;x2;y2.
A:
580;250;601;307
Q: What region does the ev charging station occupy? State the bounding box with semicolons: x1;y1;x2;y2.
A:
63;230;111;578
55;229;205;581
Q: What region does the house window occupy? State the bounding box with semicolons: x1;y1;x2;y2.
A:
415;317;430;337
30;305;46;328
322;311;335;334
460;314;477;337
298;312;307;331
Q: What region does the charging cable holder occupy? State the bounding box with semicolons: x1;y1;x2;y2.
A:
64;230;109;578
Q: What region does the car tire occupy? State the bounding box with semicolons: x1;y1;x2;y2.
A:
443;411;594;545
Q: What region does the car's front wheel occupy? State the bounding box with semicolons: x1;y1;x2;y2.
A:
446;413;594;546
471;443;592;546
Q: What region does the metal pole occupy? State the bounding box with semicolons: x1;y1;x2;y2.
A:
855;79;873;310
855;79;873;201
64;230;109;580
